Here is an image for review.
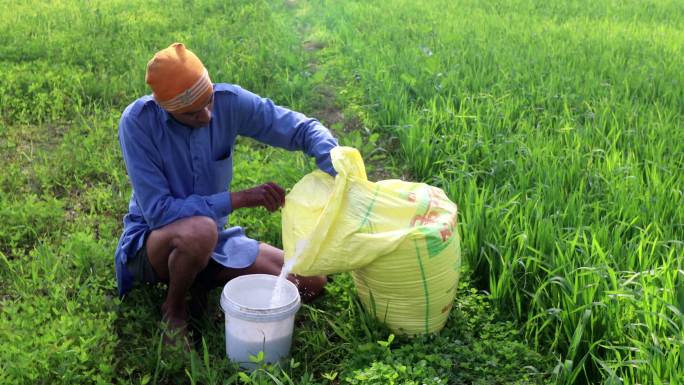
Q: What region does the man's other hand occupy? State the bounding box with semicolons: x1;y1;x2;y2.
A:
231;182;286;212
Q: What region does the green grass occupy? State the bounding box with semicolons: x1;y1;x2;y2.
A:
1;0;682;384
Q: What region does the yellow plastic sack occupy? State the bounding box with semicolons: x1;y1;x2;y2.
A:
282;147;461;334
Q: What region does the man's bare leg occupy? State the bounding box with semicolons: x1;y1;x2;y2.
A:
144;216;218;339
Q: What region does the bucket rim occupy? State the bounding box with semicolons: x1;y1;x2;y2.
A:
220;274;301;322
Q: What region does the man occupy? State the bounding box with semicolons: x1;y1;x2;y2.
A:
114;43;336;340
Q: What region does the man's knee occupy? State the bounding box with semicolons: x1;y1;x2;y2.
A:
170;216;218;259
294;275;327;303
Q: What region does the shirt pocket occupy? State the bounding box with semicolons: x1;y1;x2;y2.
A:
214;147;232;161
211;148;233;192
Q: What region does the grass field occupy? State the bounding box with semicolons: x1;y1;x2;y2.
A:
1;0;682;384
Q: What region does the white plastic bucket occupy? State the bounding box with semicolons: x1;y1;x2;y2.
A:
220;274;301;369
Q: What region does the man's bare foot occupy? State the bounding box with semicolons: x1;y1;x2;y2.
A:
160;303;190;350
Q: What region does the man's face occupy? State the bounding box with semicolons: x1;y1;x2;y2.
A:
169;93;214;128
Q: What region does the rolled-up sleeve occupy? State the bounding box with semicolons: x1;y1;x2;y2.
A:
118;114;232;229
233;87;339;175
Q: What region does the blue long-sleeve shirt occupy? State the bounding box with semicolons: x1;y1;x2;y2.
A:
115;83;338;297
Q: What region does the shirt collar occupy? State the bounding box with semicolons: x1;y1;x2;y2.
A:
158;102;192;131
159;104;174;124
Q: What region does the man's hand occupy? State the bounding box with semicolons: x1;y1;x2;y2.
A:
231;182;286;212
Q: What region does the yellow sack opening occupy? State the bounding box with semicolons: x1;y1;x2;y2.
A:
283;147;461;334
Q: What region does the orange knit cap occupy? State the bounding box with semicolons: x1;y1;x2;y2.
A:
145;43;213;113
